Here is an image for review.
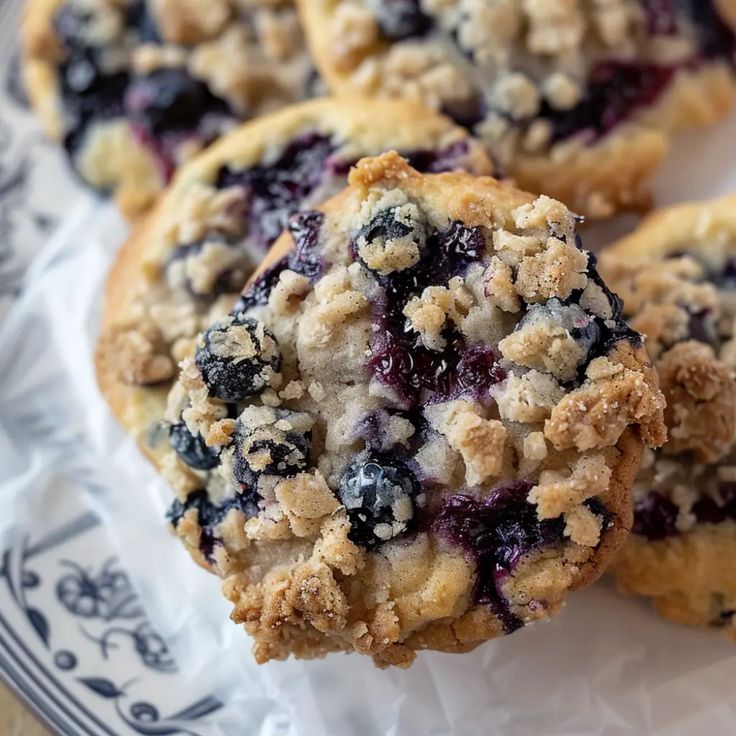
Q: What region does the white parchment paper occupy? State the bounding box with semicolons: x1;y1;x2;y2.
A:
2;104;736;735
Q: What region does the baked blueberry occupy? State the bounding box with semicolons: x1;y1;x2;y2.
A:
125;68;229;138
433;482;565;633
337;454;420;547
287;211;325;282
169;422;221;471
167;489;257;560
195;315;281;402
232;407;312;487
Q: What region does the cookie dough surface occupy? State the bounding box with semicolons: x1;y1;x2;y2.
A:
23;0;316;216
298;0;736;218
601;195;736;638
162;152;665;665
95;98;493;469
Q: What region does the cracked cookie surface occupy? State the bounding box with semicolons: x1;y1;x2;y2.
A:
95;98;493;469
298;0;736;218
162;152;665;665
22;0;317;216
601;195;736;638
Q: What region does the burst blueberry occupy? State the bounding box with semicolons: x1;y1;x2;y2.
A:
433;482;567;633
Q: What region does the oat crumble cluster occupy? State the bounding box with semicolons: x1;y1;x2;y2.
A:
602;196;736;637
299;0;736;217
23;0;315;215
161;153;665;665
95;100;492;460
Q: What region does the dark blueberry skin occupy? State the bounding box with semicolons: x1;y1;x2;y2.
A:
632;492;680;540
541;62;676;143
354;209;414;268
53;4;129;158
232;413;311;487
169;423;221;471
642;0;736;58
635;485;736;540
337;454;420;547
403;140;472;174
217;134;336;251
365;221;504;407
167;489;258;560
287;211;326;282
375;0;432;40
433;482;570;633
715;256;736;289
125;68;230;138
692;483;736;524
195;315;281;402
232;256;290;314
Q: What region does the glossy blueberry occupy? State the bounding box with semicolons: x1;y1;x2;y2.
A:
433;482;568;633
217;134;335;250
287;211;325;282
169;423;220;471
196;315;281;402
403;140;472;174
632;492;679;540
337;455;420;547
375;0;432;40
167;489;258;560
232;409;312;486
125;68;228;137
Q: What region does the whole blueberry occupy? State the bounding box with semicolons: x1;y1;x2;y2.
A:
195;315;281;402
232;408;312;486
125;68;227;136
337;454;420;547
632;492;679;540
169;423;221;471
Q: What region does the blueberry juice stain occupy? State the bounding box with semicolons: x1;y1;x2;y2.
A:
365;222;505;408
433;482;566;633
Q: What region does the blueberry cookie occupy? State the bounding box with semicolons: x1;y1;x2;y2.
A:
95;98;493;467
601;196;736;638
298;0;736;219
22;0;316;217
162;152;666;665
